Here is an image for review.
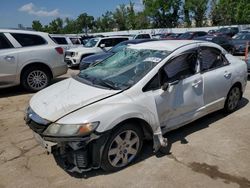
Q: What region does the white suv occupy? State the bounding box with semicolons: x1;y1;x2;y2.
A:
50;35;82;50
65;36;129;67
0;29;68;92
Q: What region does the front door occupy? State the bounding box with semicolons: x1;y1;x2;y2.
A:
154;51;204;130
0;33;17;87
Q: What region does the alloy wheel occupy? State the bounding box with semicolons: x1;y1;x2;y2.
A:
227;87;241;111
27;70;48;90
108;130;140;168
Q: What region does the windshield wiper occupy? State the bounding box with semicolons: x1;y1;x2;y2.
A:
95;79;120;90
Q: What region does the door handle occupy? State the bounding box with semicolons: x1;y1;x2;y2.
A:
192;80;202;88
224;71;232;78
4;56;15;62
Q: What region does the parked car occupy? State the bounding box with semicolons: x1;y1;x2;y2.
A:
25;40;247;173
80;39;157;70
215;27;239;37
50;35;82;50
195;35;235;53
0;29;67;92
178;31;207;40
65;36;129;68
133;33;152;39
164;33;183;40
159;33;171;39
231;33;250;54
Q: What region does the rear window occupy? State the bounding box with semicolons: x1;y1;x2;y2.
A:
0;34;13;49
52;37;68;45
70;38;81;45
11;33;46;47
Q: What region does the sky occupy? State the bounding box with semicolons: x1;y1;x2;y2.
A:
0;0;144;28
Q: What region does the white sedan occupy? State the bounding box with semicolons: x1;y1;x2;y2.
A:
25;40;248;172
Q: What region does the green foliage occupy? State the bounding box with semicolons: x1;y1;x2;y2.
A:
184;0;209;27
31;0;250;34
143;0;182;28
210;0;250;26
32;20;43;31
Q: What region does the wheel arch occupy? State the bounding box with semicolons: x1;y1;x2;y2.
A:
20;62;53;81
230;82;243;98
109;117;154;140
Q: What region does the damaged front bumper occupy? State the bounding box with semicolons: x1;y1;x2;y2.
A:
35;132;110;173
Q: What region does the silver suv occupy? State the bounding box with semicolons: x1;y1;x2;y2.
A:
0;29;68;92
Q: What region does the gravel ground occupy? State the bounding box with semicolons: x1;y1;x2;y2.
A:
0;68;250;188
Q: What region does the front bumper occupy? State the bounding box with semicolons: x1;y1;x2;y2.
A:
64;56;80;67
30;123;110;172
25;108;110;173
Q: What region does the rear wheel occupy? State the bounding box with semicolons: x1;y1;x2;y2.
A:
224;86;241;113
101;124;143;172
21;66;51;92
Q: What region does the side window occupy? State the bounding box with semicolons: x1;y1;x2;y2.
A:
112;38;128;46
143;74;160;92
53;37;68;45
10;33;46;47
200;47;228;72
98;39;113;47
163;52;197;82
0;34;13;49
70;38;81;44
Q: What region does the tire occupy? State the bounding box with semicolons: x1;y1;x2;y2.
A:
224;86;241;113
101;124;143;172
21;66;51;92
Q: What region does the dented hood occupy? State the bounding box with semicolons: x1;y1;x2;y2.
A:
30;78;120;122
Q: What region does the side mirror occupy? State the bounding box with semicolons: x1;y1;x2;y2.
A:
161;82;169;91
100;44;105;48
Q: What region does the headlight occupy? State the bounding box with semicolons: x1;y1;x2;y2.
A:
73;52;78;57
43;122;99;137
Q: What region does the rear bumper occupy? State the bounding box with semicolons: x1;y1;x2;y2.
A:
52;64;68;78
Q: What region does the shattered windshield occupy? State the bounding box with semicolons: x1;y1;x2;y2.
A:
77;48;170;90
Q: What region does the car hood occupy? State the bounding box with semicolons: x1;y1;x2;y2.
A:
82;52;113;64
30;78;120;122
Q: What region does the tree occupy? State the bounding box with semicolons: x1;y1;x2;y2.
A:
32;20;43;31
209;0;250;26
113;4;128;30
126;1;136;29
143;0;182;28
184;0;209;27
95;11;116;32
76;13;95;33
48;18;64;34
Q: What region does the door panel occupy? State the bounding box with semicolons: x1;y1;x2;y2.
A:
155;73;204;128
202;66;232;109
200;46;232;110
150;51;204;129
0;50;18;86
0;33;17;87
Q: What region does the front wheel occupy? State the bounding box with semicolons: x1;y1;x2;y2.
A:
224;86;241;113
101;124;143;172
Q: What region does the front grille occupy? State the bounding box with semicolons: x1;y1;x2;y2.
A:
27;119;49;134
65;51;74;57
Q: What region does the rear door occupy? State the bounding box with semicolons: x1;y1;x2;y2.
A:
200;46;233;112
0;33;18;87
